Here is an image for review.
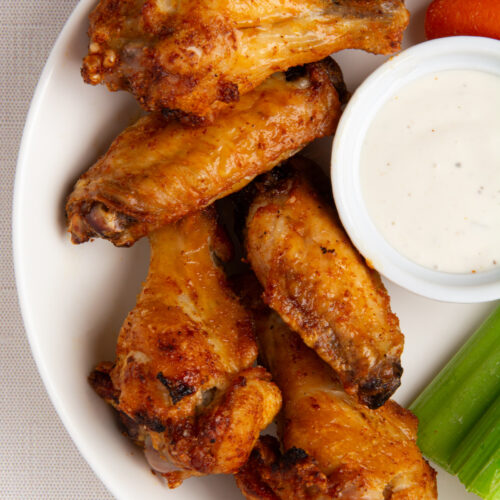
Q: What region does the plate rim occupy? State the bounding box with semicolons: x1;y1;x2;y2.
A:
12;1;125;498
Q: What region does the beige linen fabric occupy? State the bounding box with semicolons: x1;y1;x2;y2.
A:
1;2;113;498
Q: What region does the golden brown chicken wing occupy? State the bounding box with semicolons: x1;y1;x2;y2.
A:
244;158;404;408
89;208;281;488
82;0;408;116
235;302;437;499
67;60;343;247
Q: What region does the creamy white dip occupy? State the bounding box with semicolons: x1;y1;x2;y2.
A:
361;70;500;274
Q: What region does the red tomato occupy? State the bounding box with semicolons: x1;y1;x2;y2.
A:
425;0;500;40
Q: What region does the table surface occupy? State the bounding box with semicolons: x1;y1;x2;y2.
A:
1;1;113;498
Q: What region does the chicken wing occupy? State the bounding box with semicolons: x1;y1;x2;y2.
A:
244;158;404;408
82;0;409;116
89;208;281;488
67;59;343;247
235;301;437;499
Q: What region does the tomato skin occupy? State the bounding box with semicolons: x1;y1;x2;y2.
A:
425;0;500;40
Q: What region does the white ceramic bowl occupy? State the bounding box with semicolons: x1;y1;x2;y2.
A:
332;36;500;303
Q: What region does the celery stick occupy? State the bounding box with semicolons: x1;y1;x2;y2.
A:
450;393;500;500
410;304;500;471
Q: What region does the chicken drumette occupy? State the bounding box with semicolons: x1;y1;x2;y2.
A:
82;0;408;116
244;158;404;408
67;60;343;247
235;293;437;500
89;208;281;487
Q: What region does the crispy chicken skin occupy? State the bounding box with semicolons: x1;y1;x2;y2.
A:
235;304;437;499
82;0;408;116
67;60;343;247
244;158;404;408
89;209;281;487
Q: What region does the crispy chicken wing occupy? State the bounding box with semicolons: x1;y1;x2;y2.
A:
67;60;343;247
89;208;281;488
82;0;408;116
235;302;437;499
244;158;404;408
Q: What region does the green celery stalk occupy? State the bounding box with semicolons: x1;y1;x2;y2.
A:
410;304;500;471
450;393;500;500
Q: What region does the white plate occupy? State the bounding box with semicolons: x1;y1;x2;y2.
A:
12;0;498;498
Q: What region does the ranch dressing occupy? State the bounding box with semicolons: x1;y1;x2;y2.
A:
360;70;500;274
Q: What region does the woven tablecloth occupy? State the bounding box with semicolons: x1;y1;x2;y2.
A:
1;2;113;498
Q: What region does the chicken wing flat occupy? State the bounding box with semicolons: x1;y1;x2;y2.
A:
244;158;404;408
89;208;281;488
67;60;343;247
82;0;409;116
235;304;437;499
